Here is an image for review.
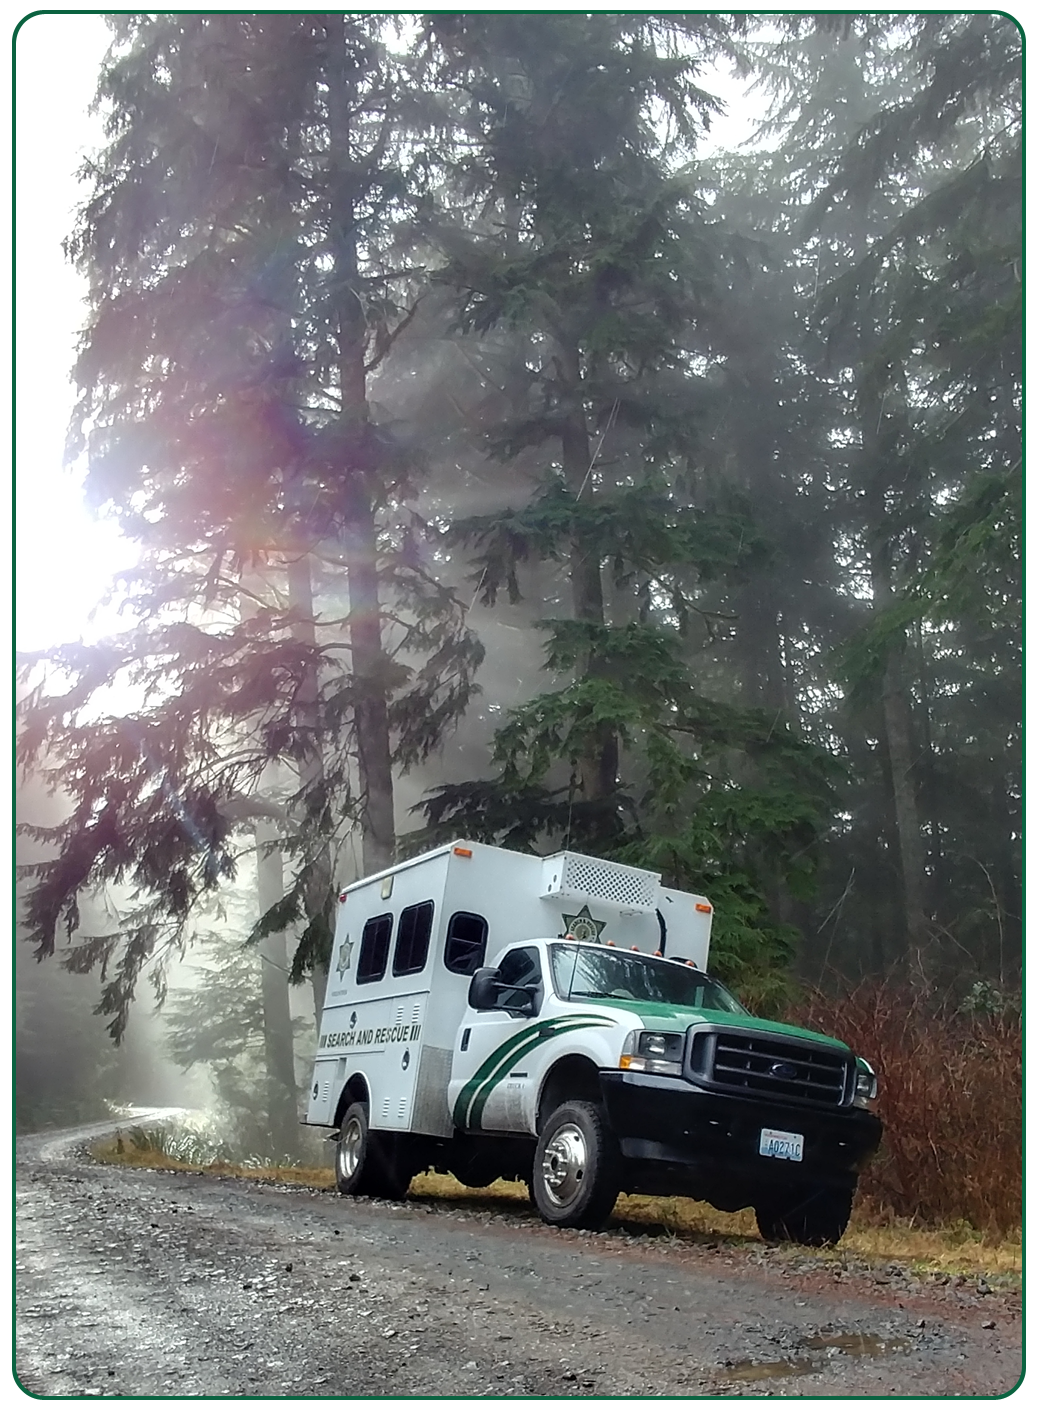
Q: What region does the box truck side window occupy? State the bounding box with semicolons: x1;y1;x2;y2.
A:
443;912;488;975
356;913;393;983
393;900;435;976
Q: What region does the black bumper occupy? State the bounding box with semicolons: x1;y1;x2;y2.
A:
600;1070;883;1208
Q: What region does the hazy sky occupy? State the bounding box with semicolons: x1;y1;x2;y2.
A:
15;11;122;652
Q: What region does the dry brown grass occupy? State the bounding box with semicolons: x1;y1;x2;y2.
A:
91;1140;1020;1280
90;1137;337;1188
788;980;1022;1236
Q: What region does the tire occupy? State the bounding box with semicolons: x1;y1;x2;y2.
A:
334;1103;413;1200
755;1186;853;1247
531;1100;621;1230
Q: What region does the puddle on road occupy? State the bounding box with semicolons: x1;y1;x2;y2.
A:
717;1332;911;1385
803;1333;911;1357
719;1359;815;1383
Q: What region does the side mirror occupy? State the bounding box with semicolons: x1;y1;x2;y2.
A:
508;984;541;1018
468;967;501;1010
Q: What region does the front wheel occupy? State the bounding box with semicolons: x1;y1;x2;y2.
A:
531;1100;620;1230
755;1186;853;1247
335;1103;413;1200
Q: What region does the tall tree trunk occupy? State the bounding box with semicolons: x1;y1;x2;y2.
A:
347;505;396;873
724;334;792;722
557;338;617;805
878;639;929;961
285;555;332;1020
254;817;301;1155
311;964;330;1039
734;578;790;717
913;618;943;912
240;564;330;1037
327;13;396;874
861;382;931;972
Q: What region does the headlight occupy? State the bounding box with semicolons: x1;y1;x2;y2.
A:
853;1058;878;1109
619;1030;684;1077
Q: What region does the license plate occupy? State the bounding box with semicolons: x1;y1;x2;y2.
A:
759;1127;804;1161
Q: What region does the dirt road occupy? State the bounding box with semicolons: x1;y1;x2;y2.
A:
15;1118;1022;1399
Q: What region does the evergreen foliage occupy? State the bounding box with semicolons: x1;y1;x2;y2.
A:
16;13;1021;1079
18;14;483;1040
162;931;311;1155
408;14;840;1003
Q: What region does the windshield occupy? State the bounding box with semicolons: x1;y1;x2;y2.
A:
549;944;747;1014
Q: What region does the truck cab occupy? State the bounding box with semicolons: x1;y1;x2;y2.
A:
305;841;882;1245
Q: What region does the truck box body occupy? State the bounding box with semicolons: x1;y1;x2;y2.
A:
307;840;711;1136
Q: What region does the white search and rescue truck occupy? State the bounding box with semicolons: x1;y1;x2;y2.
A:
305;840;882;1244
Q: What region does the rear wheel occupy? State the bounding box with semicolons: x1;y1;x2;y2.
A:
531;1100;620;1230
335;1103;413;1200
334;1103;369;1195
755;1186;853;1247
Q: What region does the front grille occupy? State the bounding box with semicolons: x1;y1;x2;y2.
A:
688;1027;851;1108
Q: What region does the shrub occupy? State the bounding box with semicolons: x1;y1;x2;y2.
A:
788;979;1021;1235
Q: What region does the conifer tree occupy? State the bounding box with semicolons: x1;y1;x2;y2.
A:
18;13;482;1042
743;13;1021;979
413;14;837;1003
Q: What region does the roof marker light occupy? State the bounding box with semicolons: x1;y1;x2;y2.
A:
453;847;473;858
696;902;712;913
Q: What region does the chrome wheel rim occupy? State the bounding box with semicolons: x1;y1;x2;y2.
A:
336;1116;364;1183
540;1122;587;1207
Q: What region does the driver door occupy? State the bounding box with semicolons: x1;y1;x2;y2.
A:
449;946;543;1134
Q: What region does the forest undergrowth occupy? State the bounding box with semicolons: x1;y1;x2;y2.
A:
789;978;1022;1237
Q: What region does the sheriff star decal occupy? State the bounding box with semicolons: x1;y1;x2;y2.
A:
335;935;354;980
561;905;606;942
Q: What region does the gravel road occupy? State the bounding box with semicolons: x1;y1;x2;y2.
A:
15;1116;1022;1400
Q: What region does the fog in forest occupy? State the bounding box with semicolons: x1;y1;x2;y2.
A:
15;13;1020;1157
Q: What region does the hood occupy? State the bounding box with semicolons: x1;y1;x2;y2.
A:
579;996;851;1050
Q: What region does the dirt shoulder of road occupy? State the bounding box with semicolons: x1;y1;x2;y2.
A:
89;1130;1023;1288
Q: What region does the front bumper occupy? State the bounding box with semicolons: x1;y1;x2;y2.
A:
600;1070;883;1207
